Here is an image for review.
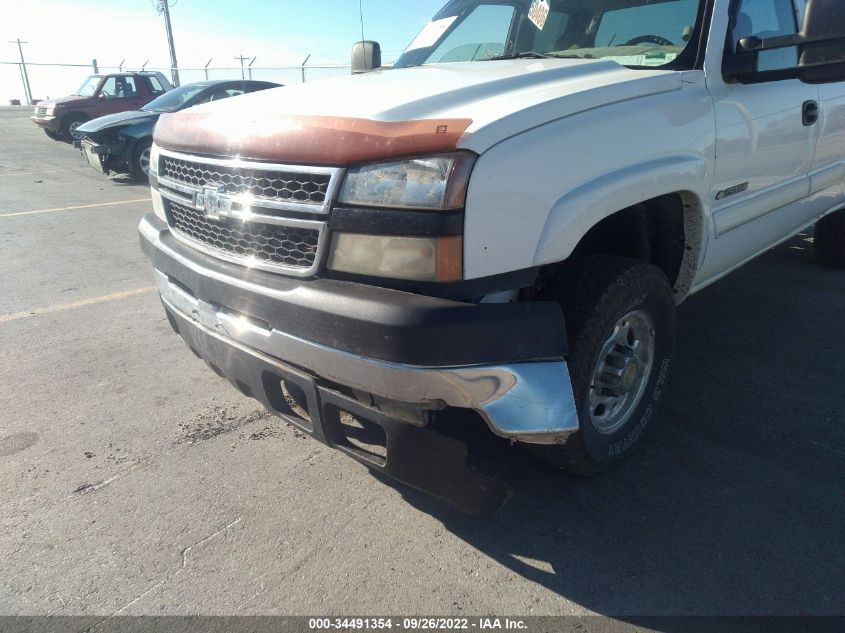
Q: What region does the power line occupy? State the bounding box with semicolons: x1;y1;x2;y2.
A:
359;0;365;43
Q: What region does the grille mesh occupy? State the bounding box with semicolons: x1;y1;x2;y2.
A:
166;201;320;269
36;106;47;116
162;156;330;205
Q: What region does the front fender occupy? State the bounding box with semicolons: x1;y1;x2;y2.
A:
461;77;715;283
534;155;709;267
120;120;155;140
119;122;154;161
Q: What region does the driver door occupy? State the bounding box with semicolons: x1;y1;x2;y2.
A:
699;0;820;282
98;76;144;114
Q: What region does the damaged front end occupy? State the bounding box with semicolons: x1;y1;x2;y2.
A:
76;112;155;177
79;126;136;175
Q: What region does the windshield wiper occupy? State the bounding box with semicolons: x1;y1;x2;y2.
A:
485;51;584;61
485;51;552;60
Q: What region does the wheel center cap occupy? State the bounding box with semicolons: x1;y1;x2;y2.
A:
622;362;640;391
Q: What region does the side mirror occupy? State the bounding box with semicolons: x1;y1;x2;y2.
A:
351;41;382;74
736;37;762;53
725;0;845;83
723;37;763;80
799;0;845;83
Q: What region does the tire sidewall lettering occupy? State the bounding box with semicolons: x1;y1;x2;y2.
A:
607;357;672;458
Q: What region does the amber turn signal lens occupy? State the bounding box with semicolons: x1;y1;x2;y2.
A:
328;233;463;283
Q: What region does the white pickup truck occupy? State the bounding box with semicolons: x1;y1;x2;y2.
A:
140;0;845;515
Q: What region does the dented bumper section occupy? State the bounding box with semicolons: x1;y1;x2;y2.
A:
139;214;580;515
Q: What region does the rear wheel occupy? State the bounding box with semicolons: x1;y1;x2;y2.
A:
60;114;89;142
528;256;677;475
129;139;153;181
815;211;845;269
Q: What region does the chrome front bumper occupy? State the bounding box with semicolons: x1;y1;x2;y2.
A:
142;215;580;445
30;115;59;131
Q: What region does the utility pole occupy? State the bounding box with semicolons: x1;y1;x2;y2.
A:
154;0;180;86
234;55;250;80
9;39;33;106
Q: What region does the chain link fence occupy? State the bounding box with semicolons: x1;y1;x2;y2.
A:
0;60;358;105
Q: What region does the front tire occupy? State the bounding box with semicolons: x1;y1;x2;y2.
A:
43;129;62;141
129;139;153;181
61;114;89;142
815;211;845;269
529;256;677;475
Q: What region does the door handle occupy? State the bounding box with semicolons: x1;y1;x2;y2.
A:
803;100;819;126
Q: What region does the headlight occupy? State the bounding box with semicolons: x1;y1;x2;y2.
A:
149;143;160;175
339;153;475;210
328;233;462;282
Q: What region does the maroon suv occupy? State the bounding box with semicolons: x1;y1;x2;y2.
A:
31;72;173;141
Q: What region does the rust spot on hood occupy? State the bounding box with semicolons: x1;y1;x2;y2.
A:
154;113;473;166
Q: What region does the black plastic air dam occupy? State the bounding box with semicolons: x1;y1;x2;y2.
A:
140;214;568;367
163;301;511;517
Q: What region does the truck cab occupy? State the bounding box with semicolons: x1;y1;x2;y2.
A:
139;0;845;515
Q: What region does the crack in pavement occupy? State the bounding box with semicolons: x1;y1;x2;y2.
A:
180;516;244;569
108;516;244;617
71;463;140;496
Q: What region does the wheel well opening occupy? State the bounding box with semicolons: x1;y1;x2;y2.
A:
542;192;702;300
62;112;90;124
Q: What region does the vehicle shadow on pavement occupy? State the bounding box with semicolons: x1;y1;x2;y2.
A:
378;233;845;617
104;175;150;189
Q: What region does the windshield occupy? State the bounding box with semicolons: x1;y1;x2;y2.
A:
142;84;210;113
394;0;705;70
75;76;102;97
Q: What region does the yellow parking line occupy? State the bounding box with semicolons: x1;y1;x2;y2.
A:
0;287;156;324
0;198;150;219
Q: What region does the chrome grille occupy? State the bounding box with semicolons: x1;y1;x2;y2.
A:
35;106;47;116
156;149;341;277
162;156;331;206
166;201;320;269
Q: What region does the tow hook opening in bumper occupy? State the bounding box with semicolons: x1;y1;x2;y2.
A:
163;300;512;518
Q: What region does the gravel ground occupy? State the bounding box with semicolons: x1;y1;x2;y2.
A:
0;107;843;619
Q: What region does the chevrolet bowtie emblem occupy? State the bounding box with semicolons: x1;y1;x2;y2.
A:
197;184;232;219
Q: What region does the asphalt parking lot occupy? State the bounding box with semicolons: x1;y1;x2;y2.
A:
1;105;843;619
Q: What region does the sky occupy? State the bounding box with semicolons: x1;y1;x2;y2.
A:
2;0;446;102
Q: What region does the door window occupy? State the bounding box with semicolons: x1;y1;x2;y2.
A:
100;76;138;99
733;0;800;71
145;76;166;96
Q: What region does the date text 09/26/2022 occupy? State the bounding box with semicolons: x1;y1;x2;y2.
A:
309;618;528;630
